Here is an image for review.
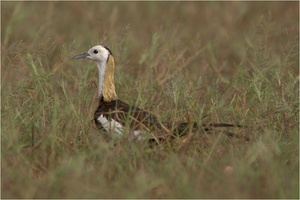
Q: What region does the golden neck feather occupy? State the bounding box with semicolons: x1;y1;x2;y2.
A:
102;55;118;102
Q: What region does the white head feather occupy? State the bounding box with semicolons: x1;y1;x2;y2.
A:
73;45;113;97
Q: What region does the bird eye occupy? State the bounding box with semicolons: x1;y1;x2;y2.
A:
93;50;98;54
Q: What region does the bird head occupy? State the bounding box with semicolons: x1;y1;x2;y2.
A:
73;45;117;101
73;45;113;64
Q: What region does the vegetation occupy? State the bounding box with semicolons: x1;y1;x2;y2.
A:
1;1;299;198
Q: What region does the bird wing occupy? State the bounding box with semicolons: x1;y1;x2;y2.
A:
94;97;167;136
94;97;247;142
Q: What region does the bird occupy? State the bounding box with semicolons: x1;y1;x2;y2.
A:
73;45;245;143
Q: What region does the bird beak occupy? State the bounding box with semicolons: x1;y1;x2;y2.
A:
73;52;90;59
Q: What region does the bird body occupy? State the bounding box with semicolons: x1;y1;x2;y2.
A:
74;45;166;141
94;96;166;141
73;45;244;142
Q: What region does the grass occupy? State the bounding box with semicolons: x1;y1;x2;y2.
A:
1;1;299;198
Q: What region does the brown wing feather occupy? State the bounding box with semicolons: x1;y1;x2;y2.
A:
94;97;163;132
94;97;247;141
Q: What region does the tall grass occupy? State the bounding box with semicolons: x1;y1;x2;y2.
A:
1;1;299;198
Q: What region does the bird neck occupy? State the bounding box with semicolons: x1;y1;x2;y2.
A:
97;55;118;102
